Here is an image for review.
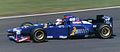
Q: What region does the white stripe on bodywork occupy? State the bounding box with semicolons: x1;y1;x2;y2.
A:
47;36;53;38
59;36;67;39
82;21;92;24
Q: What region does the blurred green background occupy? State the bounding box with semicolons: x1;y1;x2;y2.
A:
0;0;120;16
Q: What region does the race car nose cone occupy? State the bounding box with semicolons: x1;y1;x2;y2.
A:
7;29;13;33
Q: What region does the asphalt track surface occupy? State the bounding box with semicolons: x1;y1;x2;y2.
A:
0;8;120;52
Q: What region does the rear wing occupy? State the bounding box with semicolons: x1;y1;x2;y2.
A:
96;15;113;28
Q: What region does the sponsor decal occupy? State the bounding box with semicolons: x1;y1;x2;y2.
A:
103;16;111;24
72;22;81;24
70;27;89;36
75;28;89;34
103;16;112;27
70;27;76;36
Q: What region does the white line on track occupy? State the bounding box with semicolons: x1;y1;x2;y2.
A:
0;6;120;19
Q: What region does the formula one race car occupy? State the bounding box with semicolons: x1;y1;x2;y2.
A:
7;14;113;43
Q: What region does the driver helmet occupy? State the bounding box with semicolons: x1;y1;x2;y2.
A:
56;19;62;22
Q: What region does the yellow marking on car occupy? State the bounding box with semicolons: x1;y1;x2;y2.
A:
70;27;76;36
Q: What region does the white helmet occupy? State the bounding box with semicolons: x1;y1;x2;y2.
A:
56;19;62;22
56;19;63;25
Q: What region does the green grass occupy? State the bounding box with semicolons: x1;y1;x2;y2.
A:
0;0;120;16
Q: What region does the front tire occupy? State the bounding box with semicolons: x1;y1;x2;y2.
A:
31;28;46;43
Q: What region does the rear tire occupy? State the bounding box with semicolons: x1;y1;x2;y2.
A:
31;28;46;43
97;24;112;39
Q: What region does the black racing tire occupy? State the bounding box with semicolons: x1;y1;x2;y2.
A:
21;22;33;26
31;28;46;43
97;24;112;39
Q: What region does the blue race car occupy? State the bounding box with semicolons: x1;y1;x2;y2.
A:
7;14;113;43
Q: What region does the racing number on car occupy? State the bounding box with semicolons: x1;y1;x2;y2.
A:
70;27;76;36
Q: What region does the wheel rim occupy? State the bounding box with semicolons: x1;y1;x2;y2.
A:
101;27;111;37
35;30;44;40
